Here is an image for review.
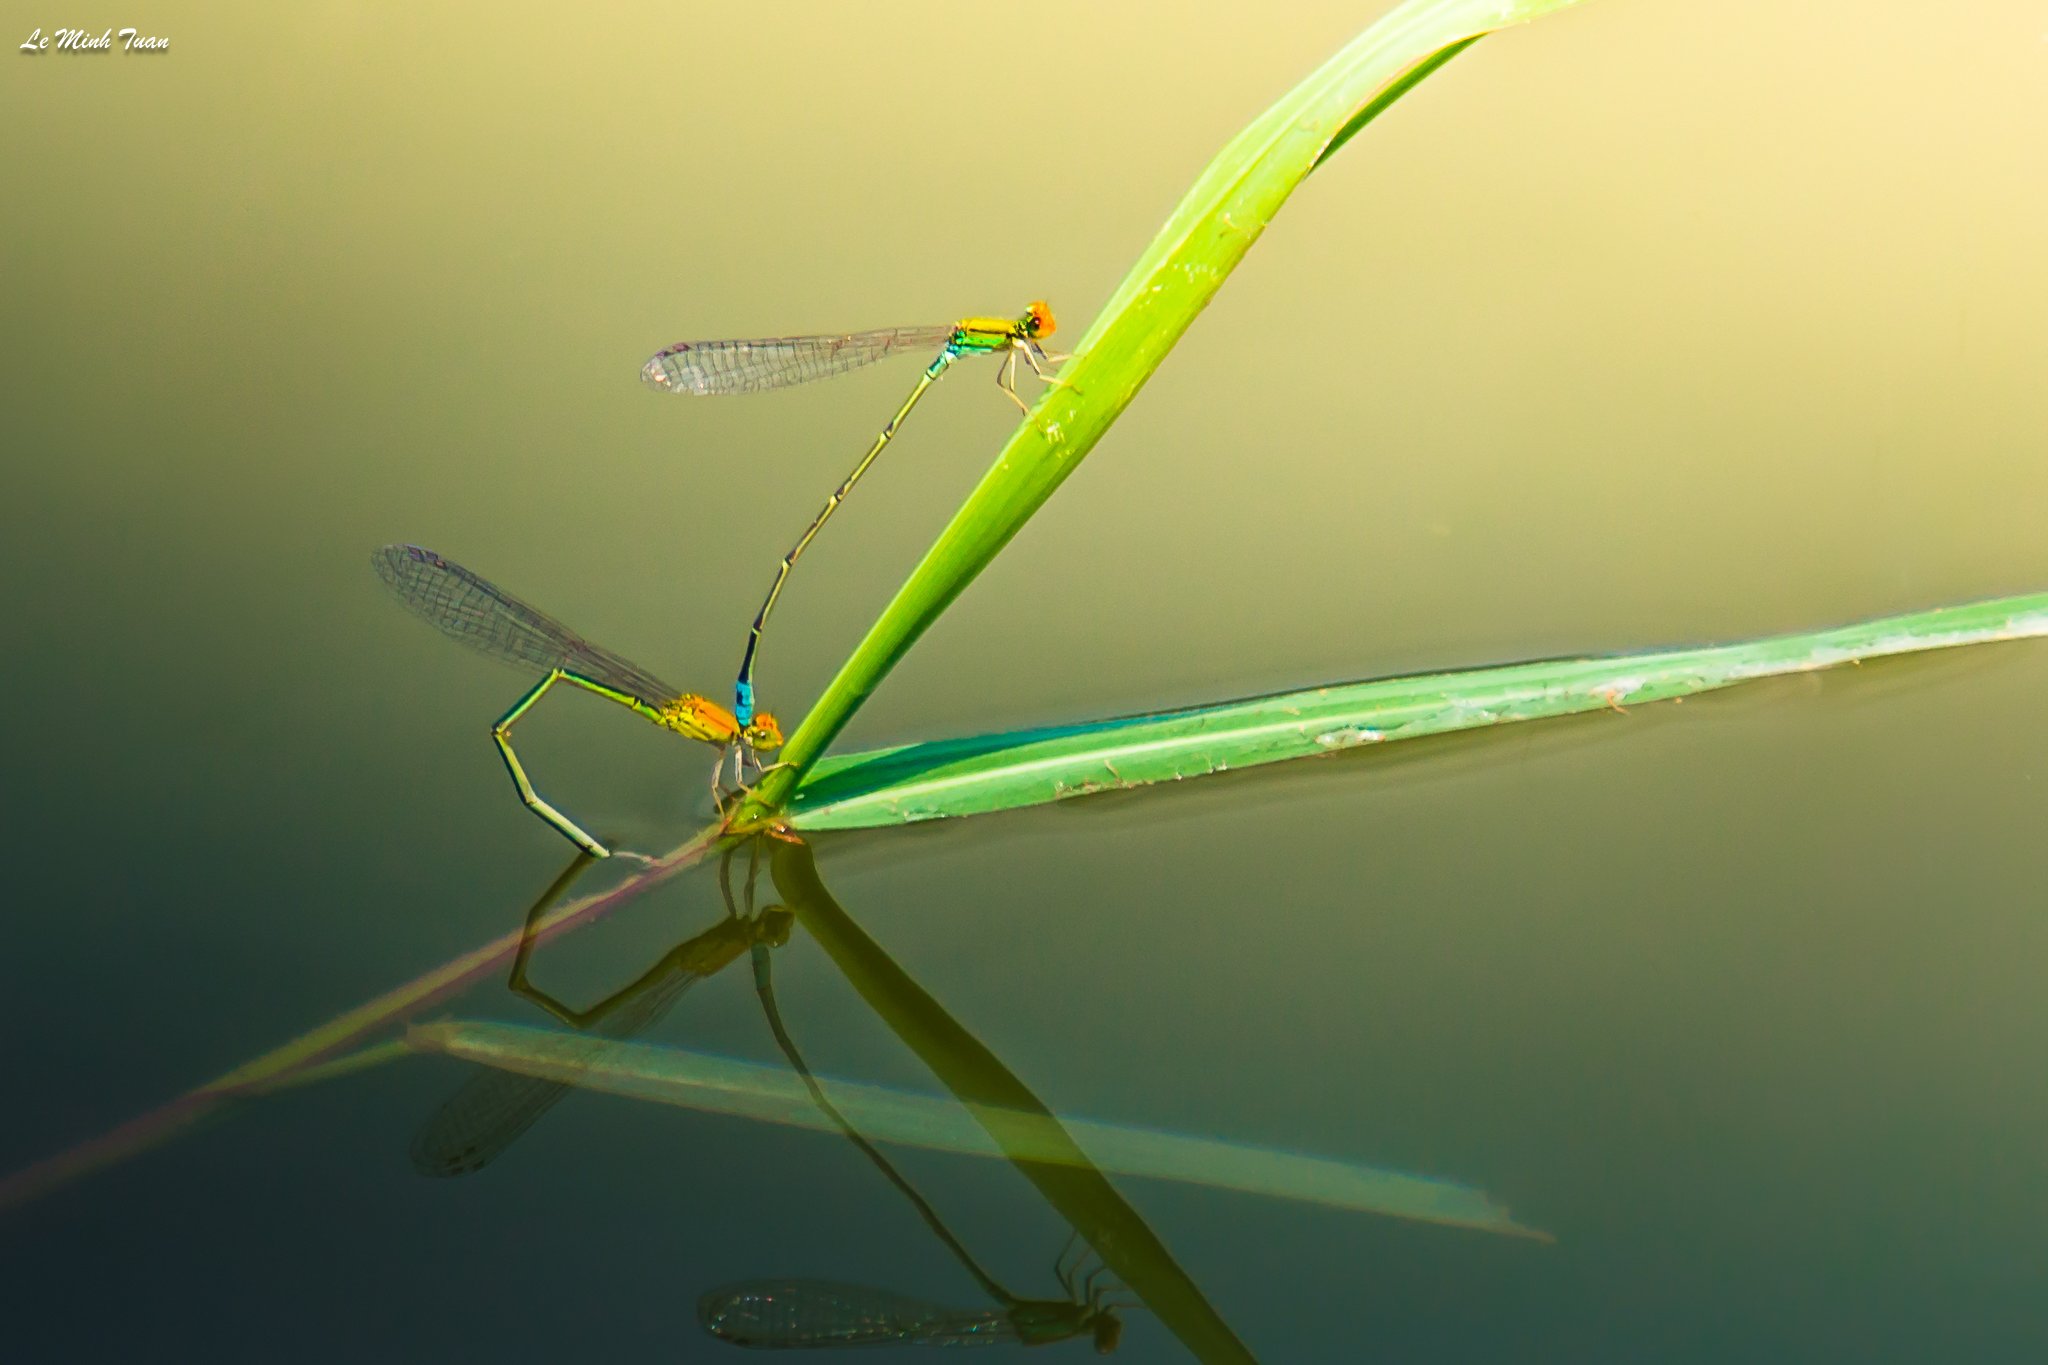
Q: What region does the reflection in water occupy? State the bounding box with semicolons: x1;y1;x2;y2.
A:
410;839;1531;1229
731;903;1128;1352
411;845;790;1176
407;1015;1532;1225
700;1264;1123;1351
408;836;1545;1363
760;838;1253;1363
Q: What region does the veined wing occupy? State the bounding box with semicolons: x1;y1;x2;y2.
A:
698;1280;1016;1349
640;325;956;395
373;544;678;705
410;965;702;1177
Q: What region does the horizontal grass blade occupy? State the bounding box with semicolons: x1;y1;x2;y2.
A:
788;592;2048;830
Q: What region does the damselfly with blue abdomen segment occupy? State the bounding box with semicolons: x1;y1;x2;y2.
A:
373;544;783;857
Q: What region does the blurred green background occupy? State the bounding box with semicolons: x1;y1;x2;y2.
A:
3;2;2045;1359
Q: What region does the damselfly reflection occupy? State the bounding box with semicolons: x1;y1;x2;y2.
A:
411;847;789;1176
708;895;1132;1353
701;1239;1127;1352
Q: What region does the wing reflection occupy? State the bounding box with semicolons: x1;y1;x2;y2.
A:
411;844;789;1176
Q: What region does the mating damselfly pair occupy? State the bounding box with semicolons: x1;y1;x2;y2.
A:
376;302;1060;854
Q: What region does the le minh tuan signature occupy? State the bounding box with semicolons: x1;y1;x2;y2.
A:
20;27;168;52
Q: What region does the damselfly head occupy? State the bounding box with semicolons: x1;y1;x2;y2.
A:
755;906;795;947
1023;300;1056;338
1091;1311;1123;1354
743;711;784;751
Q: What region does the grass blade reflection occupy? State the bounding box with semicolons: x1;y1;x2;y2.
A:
404;1019;1543;1238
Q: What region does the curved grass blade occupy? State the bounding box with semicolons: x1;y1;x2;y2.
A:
746;0;1598;814
784;591;2048;830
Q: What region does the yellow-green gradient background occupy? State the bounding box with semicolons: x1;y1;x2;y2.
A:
3;3;2045;1360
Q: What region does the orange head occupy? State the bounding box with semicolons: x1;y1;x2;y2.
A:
1022;300;1056;340
742;710;784;751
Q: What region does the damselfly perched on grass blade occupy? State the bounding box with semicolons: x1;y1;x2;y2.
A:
372;544;783;857
640;304;1062;730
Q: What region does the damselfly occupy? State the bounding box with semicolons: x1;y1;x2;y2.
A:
640;303;1060;727
373;544;782;857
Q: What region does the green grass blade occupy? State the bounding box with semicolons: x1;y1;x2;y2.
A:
787;592;2048;831
748;0;1599;813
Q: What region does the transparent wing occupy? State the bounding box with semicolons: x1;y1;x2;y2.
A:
410;966;703;1177
698;1280;1016;1348
640;325;955;395
373;544;678;704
